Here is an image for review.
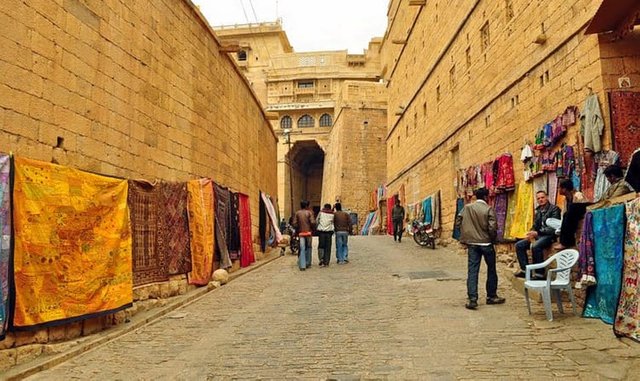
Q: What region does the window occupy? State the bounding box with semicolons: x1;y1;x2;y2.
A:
238;50;247;61
298;115;315;128
319;113;332;127
505;0;514;21
480;22;490;52
298;81;314;88
280;115;292;129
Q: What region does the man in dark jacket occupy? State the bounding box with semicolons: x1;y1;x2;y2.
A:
459;188;505;310
391;198;405;242
293;200;316;271
333;203;351;264
514;190;561;279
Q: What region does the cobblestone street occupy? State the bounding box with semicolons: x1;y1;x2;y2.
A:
25;236;640;380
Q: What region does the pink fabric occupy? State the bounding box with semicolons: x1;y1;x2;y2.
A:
239;193;255;268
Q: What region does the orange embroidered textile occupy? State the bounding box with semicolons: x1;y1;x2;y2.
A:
12;157;132;328
508;182;535;239
187;179;215;286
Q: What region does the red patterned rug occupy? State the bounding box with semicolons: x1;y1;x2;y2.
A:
157;182;192;275
610;91;640;167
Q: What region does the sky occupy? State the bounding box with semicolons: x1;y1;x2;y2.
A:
194;0;389;53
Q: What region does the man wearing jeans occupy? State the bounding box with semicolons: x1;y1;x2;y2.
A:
333;203;351;264
458;188;505;310
293;200;315;271
513;191;561;279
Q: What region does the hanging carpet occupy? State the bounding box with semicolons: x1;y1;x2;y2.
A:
0;154;11;339
495;192;508;242
214;183;232;269
228;192;241;261
12;157;132;329
615;197;640;341
583;204;625;324
508;182;534;239
157;182;191;275
610;91;640;167
239;193;256;268
187;179;215;286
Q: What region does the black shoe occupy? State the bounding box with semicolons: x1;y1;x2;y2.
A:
514;271;525;278
465;300;478;309
299;268;306;271
398;239;401;243
486;296;506;305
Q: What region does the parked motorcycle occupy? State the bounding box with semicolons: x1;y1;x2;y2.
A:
411;220;436;249
280;223;299;256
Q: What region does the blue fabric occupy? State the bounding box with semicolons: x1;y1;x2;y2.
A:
583;204;625;324
452;198;464;240
423;197;433;224
361;212;375;235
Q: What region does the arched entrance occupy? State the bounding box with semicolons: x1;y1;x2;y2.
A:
284;140;325;218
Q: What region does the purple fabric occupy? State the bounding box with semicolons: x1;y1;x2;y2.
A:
495;193;508;241
578;211;596;282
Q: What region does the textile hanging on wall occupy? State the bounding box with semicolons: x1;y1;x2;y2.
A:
502;187;518;240
157;182;191;275
508;182;534;239
533;173;548;196
495;193;508;242
615;197;640;341
583;204;625;324
238;194;255;268
386;197;394;235
547;172;559;206
422;197;433;225
260;192;283;243
128;180;168;287
0;154;11;340
577;211;596;287
12;157;132;329
259;192;267;251
228;192;241;260
432;191;441;230
610;91;640;167
214;183;232;269
187;179;215;286
452;198;464;240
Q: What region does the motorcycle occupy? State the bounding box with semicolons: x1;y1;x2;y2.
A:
411;220;437;249
280;223;299;256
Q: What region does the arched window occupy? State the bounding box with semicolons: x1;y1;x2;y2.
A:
237;50;247;61
298;115;315;128
319;113;332;127
280;115;292;129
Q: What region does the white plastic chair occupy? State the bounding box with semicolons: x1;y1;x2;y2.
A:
524;249;579;321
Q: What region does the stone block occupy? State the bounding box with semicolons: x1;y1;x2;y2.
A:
48;326;67;342
16;344;43;365
147;284;160;299
82;316;106;336
159;282;171;299
0;348;17;371
133;286;150;301
65;322;83;340
0;332;15;349
169;279;181;297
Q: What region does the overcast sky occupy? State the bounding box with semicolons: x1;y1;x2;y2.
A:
194;0;389;53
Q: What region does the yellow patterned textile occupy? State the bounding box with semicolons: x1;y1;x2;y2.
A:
502;190;518;240
508;182;535;239
13;157;132;328
187;179;215;286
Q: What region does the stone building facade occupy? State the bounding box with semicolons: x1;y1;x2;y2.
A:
0;0;276;366
381;0;640;238
322;81;387;230
215;22;386;218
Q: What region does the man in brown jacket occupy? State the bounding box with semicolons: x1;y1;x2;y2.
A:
458;188;505;310
293;200;315;271
333;203;351;264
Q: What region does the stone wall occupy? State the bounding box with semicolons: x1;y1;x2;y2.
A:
0;0;277;367
322;81;387;230
381;0;628;237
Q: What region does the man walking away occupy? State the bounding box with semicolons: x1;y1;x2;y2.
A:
333;203;351;264
316;203;335;267
458;188;506;310
293;200;315;271
391;198;405;243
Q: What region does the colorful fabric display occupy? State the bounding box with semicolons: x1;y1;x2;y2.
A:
187;179;215;286
577;211;596;287
238;193;256;268
452;198;464;241
583;204;625;324
214;183;232;269
12;157;132;328
128;180;169;287
495;193;508;241
615;197;640;341
228;192;241;260
508;182;534;239
0;154;10;339
422;197;433;225
610;91;640;167
158;182;192;275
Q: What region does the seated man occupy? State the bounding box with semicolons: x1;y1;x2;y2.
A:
514;191;561;279
552;179;590;250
